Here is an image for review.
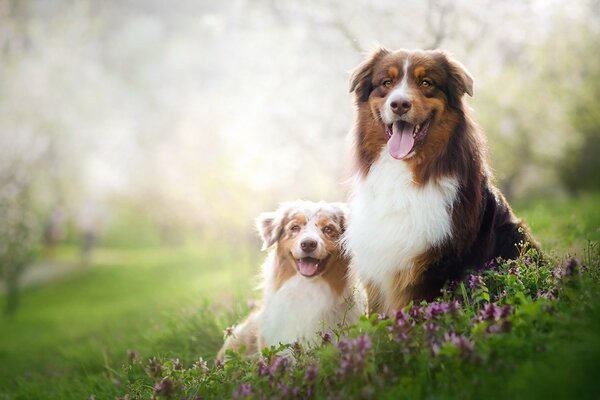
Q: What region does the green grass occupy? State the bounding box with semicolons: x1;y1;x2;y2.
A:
0;193;599;399
0;241;260;399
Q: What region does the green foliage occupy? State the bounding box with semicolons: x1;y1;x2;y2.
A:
112;245;599;400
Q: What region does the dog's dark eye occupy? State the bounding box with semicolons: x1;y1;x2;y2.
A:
322;226;335;235
382;79;393;87
290;224;301;232
420;79;433;87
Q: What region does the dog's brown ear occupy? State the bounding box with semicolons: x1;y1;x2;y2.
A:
330;202;350;234
438;52;473;105
256;211;285;251
349;47;390;103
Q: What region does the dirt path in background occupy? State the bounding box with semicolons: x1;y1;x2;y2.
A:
0;260;81;294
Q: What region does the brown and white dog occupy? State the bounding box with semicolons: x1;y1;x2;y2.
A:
344;48;538;315
217;201;364;359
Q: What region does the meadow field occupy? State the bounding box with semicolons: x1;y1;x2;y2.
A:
1;193;598;399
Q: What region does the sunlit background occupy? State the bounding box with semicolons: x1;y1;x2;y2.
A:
0;0;599;396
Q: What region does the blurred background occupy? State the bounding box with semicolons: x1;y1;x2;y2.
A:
0;0;599;395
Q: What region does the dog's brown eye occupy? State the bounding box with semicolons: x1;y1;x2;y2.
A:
323;226;335;235
420;79;433;87
382;79;392;87
290;224;301;232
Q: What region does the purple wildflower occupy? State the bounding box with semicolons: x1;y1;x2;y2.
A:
256;358;269;376
153;378;174;397
480;303;502;321
558;257;583;278
321;331;333;345
446;279;459;292
395;309;409;322
508;266;521;277
475;303;513;324
444;331;474;355
275;382;292;397
336;334;373;377
193;357;209;374
214;359;224;370
171;358;183;370
305;365;319;381
409;305;423;320
424;322;439;335
355;334;372;352
145;357;162;378
268;356;289;376
233;383;253;398
494;290;508;301
377;312;389;321
469;274;484;290
484;258;498;270
487;320;512;334
424;302;451;319
448;300;460;313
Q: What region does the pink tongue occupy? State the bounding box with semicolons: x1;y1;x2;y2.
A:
297;258;319;277
388;121;415;160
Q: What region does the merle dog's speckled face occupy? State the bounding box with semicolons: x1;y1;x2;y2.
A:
257;201;347;278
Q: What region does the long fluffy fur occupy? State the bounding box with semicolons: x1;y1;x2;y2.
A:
345;48;538;315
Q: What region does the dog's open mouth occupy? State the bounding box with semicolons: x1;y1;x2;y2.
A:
385;116;432;160
295;257;324;278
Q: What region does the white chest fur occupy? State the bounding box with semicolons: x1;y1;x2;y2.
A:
345;149;458;303
258;274;359;348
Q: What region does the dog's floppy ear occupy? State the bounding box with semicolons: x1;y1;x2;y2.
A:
438;52;473;105
349;47;390;103
256;211;285;251
330;202;350;234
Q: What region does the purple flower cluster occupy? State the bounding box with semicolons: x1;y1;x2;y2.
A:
321;331;333;345
256;356;289;379
484;258;498;271
508;266;521;277
424;301;460;320
304;364;319;381
233;383;253;399
469;274;485;290
476;303;513;322
444;331;474;354
554;257;583;279
473;303;514;334
153;377;174;397
192;357;209;375
145;357;163;378
275;381;300;398
336;334;372;377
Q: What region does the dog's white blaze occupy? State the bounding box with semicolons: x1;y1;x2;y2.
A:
382;57;412;124
259;257;362;347
345;148;459;309
293;219;325;258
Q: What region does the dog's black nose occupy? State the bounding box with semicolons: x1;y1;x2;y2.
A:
390;97;412;115
300;239;318;253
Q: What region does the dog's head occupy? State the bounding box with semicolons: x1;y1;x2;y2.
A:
350;48;473;161
256;201;348;278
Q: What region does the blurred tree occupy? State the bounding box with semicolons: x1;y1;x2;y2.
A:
0;167;39;316
558;26;600;193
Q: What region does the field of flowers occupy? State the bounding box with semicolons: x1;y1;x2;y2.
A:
118;245;600;399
